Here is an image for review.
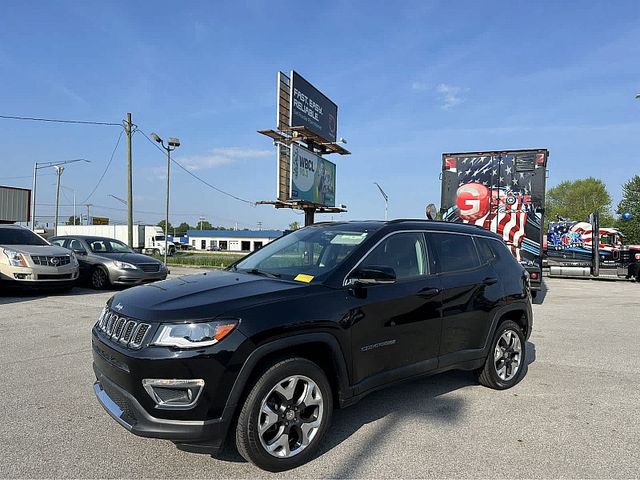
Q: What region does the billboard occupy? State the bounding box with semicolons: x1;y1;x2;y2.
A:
290;71;338;143
92;216;109;225
290;144;336;207
0;186;30;223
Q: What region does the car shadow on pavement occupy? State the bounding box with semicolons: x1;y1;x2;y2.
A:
532;279;548;304
213;369;475;468
205;342;537;473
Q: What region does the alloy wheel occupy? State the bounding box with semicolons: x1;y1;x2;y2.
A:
92;269;107;288
494;330;522;381
258;375;324;458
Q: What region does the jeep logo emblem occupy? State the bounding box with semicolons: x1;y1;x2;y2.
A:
114;303;124;311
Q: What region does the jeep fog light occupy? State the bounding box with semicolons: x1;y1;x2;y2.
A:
142;378;204;410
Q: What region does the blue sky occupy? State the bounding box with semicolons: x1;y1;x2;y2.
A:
1;0;639;230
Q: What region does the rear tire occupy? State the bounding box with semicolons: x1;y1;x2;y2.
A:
90;266;110;290
477;319;526;390
235;357;333;472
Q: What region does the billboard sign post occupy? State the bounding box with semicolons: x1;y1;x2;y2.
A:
290;144;336;207
290;71;338;143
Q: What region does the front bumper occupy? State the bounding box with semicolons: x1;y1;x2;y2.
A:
93;365;231;449
0;263;79;283
108;269;167;285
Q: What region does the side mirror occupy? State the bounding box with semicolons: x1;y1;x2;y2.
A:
348;265;397;286
73;249;87;256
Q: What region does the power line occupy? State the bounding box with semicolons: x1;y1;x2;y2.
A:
80;129;124;204
0;114;122;127
136;128;256;206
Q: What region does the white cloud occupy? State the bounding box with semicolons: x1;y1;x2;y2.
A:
436;83;468;110
177;147;271;171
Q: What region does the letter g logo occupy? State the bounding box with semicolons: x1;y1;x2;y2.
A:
456;183;490;221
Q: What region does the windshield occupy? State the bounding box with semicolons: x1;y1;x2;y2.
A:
0;228;49;246
87;238;134;254
233;226;372;282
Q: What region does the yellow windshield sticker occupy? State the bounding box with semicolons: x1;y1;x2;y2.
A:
294;274;314;283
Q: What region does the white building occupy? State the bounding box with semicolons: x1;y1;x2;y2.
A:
186;229;283;252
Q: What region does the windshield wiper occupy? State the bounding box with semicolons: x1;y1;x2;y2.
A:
243;268;281;278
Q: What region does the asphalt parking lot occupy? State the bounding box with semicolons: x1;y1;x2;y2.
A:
0;271;638;478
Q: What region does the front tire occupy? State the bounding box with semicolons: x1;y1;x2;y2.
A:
235;357;333;472
477;319;526;389
90;266;110;290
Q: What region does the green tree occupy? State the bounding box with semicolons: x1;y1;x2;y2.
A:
157;220;172;233
66;215;81;225
175;222;191;236
546;177;614;226
616;175;640;245
196;220;213;230
288;221;300;230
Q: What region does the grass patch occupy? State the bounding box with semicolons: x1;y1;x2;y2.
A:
153;252;247;268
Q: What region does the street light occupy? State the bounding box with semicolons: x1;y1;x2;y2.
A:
151;132;181;266
374;182;389;221
31;158;89;230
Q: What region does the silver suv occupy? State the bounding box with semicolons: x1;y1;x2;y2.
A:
0;225;79;290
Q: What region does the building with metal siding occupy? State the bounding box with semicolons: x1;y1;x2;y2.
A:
0;186;31;223
186;230;283;252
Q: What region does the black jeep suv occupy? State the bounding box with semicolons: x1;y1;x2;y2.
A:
92;220;532;471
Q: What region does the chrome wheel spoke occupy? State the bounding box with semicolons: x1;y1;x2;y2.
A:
497;364;507;379
266;432;290;457
299;381;322;407
300;418;321;446
274;377;298;401
259;403;279;434
494;345;503;361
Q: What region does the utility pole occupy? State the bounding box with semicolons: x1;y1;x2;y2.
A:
86;204;92;225
53;166;64;236
126;113;134;248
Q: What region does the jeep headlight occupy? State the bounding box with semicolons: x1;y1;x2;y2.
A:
2;248;28;267
152;320;238;349
113;260;137;270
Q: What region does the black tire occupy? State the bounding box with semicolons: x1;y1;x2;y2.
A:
235;357;333;472
90;266;110;290
477;319;526;390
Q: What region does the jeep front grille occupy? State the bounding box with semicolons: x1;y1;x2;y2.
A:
97;309;151;350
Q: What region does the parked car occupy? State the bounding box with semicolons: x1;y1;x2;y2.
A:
50;235;167;289
91;220;532;471
0;224;79;290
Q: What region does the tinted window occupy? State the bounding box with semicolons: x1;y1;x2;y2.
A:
430;233;480;273
359;232;427;280
51;239;66;247
0;228;48;246
475;237;496;265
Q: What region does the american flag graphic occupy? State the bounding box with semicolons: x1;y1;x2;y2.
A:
472;189;528;260
444;153;538;261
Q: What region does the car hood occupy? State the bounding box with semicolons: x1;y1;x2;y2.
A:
95;252;161;265
107;269;307;322
0;244;72;256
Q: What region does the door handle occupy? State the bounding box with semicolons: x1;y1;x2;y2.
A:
419;287;441;298
483;277;498;286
